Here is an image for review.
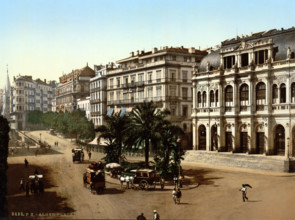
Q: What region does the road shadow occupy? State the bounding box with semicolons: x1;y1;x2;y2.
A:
7;163;75;218
178;202;191;205
183;168;223;186
8;148;62;157
247;200;262;203
7;191;75;217
101;188;125;194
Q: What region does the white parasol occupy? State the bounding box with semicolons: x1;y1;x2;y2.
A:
105;163;121;169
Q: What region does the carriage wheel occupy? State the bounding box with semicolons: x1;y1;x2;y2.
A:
139;180;148;190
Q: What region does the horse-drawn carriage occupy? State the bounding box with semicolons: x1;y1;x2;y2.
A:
132;169;164;190
29;174;44;194
72;148;84;162
83;161;105;194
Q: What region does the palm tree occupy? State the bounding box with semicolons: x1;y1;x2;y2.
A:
126;101;170;168
155;121;184;179
0;116;10;218
95;113;130;163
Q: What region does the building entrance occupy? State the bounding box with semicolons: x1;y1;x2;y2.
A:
225;132;232;152
256;132;264;154
275;125;285;156
240;132;248;153
199;125;206;150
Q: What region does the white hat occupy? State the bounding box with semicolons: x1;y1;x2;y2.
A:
154;210;157;213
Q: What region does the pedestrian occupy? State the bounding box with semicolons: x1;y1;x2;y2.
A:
120;176;125;188
19;178;25;191
25;181;30;197
125;176;130;189
176;188;182;204
153;210;160;220
34;169;39;175
88;151;92;160
24;158;29;168
160;178;165;190
240;184;249;202
179;175;183;188
137;213;146;220
56;141;58;147
172;188;177;204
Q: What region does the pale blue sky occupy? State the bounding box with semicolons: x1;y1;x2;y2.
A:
1;0;295;88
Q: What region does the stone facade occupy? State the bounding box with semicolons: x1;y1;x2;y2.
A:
192;27;295;159
107;47;207;149
56;64;95;112
77;96;91;120
10;75;56;130
90;65;111;127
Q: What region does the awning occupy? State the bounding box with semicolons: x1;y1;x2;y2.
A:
120;108;126;117
106;108;114;116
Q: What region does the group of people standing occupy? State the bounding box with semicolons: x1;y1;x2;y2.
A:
136;210;160;220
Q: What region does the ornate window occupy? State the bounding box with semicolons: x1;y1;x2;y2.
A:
225;85;233;106
198;92;201;107
210;90;214;107
280;84;286;103
256;82;266;110
202;91;207;107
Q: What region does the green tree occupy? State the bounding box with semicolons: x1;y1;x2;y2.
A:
0;116;10;218
27;110;43;124
95;113;130;164
154;122;184;180
126;101;170;168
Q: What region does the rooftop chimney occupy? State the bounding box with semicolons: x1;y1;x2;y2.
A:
189;47;195;54
130;52;134;57
152;47;158;53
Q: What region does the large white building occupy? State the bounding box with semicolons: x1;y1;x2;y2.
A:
90;65;111;127
10;75;56;130
192;27;295;160
107;46;207;149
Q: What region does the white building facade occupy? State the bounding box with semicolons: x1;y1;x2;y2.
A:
10;75;56;130
192;28;295;158
107;47;207;149
90;65;109;127
77;96;91;121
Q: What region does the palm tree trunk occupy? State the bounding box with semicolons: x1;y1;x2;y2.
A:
145;139;149;168
0;116;10;218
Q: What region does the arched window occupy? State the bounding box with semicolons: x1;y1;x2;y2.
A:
197;92;201;107
240;84;249;111
272;84;278;104
202;91;207;107
292;83;295;103
210;90;214;107
256;82;266;109
215;90;219;106
240;84;249;103
280;84;286;103
225;85;233;106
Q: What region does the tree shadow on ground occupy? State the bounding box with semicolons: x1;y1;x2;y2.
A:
8;148;62;157
100;188;125;195
7;163;75;218
183;168;223;186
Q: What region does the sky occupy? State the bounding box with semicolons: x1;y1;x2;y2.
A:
0;0;295;89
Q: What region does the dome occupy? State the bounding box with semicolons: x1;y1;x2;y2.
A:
199;49;221;72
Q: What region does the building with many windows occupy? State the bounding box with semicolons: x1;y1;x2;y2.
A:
10;75;56;130
192;27;295;162
90;65;112;127
56;64;95;112
77;96;91;120
107;46;207;149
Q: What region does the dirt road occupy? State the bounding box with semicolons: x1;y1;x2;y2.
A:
7;130;295;220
